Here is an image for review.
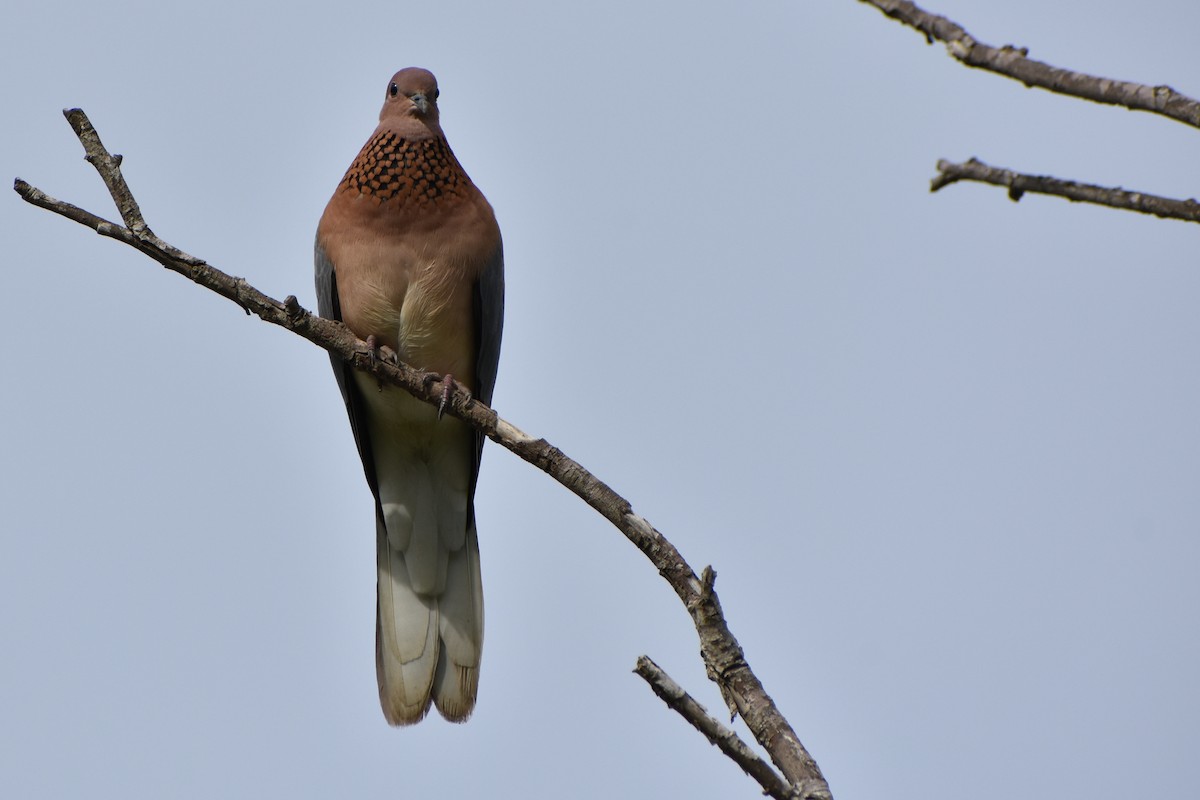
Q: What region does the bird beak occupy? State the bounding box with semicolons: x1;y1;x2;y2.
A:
410;93;430;115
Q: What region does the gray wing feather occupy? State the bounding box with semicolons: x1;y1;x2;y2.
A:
469;241;504;501
315;237;381;502
474;241;504;408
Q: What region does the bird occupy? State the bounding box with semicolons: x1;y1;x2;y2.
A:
314;67;503;725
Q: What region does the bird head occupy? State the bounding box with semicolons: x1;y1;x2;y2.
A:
380;67;441;129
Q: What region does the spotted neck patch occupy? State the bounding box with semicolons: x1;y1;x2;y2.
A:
339;131;467;206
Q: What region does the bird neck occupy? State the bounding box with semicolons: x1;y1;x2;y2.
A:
336;128;473;211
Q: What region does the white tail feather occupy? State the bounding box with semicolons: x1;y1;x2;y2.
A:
376;514;484;724
361;380;485;724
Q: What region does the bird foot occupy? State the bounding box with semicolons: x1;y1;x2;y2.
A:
364;335;384;390
437;373;456;419
421;372;471;419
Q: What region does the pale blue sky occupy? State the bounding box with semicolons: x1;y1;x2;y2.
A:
4;1;1198;798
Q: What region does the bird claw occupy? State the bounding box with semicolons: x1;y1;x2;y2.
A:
418;372;472;420
364;335;388;391
437;373;457;419
365;334;380;366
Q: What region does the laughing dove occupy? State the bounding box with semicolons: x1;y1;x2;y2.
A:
315;67;504;725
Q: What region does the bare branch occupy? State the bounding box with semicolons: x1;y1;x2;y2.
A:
14;109;832;799
857;0;1200;129
930;157;1200;223
635;655;828;800
62;108;152;234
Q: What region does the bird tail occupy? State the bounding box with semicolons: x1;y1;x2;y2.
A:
375;514;484;725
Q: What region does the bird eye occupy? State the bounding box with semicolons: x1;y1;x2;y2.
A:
388;82;399;97
432;88;440;101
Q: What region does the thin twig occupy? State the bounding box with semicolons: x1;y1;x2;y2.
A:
931;157;1200;223
635;655;825;800
63;108;152;234
857;0;1200;129
13;108;832;798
